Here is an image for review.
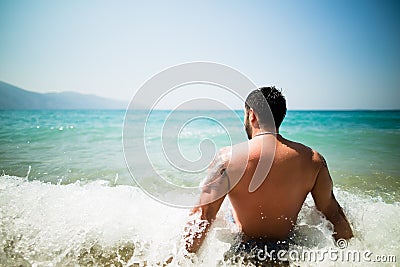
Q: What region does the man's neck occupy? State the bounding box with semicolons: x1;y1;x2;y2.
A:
252;128;279;139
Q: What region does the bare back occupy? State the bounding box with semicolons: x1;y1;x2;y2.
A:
227;135;319;240
184;89;353;254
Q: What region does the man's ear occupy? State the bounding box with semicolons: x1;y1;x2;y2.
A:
249;109;259;128
248;109;255;121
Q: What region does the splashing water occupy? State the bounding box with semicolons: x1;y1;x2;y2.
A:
1;110;399;266
1;175;399;266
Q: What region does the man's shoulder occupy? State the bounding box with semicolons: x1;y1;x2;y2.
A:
280;137;325;166
218;146;231;160
311;150;327;168
280;137;313;155
212;146;231;168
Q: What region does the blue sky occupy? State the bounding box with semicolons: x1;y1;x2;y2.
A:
0;0;399;109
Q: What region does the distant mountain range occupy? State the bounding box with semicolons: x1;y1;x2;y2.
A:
0;81;127;110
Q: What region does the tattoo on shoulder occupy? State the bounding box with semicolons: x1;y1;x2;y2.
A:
201;148;231;192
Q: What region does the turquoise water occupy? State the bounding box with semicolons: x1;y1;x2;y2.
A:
1;110;399;266
281;111;400;203
1;110;399;201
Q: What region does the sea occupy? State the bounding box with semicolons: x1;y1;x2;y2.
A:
0;110;399;266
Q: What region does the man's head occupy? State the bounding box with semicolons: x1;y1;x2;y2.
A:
244;86;287;139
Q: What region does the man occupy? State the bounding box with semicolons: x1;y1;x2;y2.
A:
183;87;353;264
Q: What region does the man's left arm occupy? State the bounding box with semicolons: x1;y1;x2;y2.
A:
183;148;231;253
311;152;353;240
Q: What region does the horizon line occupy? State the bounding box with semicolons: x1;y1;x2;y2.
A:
1;108;399;112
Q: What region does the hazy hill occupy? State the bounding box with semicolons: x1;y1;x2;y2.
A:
0;81;127;109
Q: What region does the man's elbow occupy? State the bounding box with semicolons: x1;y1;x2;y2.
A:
318;201;353;240
325;207;353;240
333;228;353;241
333;208;354;240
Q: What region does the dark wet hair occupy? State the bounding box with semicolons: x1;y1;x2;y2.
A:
245;86;287;129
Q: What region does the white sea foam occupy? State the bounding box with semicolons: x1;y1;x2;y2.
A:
0;175;399;266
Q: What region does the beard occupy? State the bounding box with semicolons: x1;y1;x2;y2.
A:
245;114;252;140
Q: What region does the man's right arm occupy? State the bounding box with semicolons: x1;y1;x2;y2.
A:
311;152;353;241
183;147;231;253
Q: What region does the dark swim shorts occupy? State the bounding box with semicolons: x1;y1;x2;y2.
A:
223;237;291;266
